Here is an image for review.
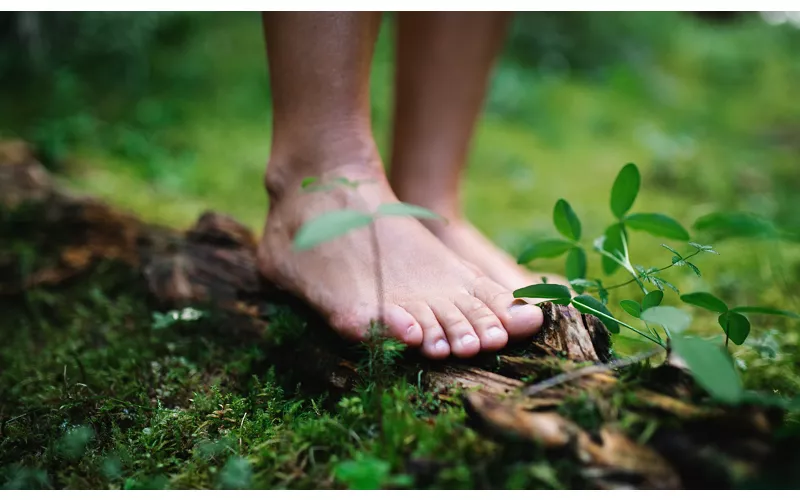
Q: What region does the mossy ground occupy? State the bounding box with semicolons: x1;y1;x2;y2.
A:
2;12;800;489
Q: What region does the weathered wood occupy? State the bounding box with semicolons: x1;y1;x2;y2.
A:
0;140;785;489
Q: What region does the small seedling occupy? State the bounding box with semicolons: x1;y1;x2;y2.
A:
514;162;799;406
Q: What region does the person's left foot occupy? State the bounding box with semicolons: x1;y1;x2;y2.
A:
423;218;570;292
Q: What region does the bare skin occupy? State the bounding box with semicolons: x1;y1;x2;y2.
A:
390;13;566;290
259;12;544;359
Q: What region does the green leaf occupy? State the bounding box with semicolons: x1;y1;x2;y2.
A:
553;199;581;241
730;306;800;319
718;312;751;345
642;290;664;310
301;176;318;188
293;210;374;251
565;247;587;280
661;244;682;258
640;306;692;333
513;283;571;305
680;292;728;313
670;333;743;404
689;241;719;254
693;212;778;241
687;262;702;277
569;278;597;295
651;277;680;294
619;300;642;319
571;295;620;333
601;223;626;275
625;213;690;241
610;163;640;219
376;202;443;220
517;240;574;264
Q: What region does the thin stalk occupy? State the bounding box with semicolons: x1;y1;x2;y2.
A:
369;220;385;330
577;302;666;348
604;249;703;292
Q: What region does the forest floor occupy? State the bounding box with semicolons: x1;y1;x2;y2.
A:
2;13;800;489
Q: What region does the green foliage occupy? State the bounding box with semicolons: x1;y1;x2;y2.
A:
565;247;587;280
216;457;253;490
515;157;799;404
610;163;640;219
293;210;374;251
58;425;95;460
292;186;442;254
670;333;743;404
694;212;780;241
640;306;692;334
641;290;663;310
517;240;574;264
601;223;626;275
624;213;690;241
375;202;442;220
719;312;751;346
732;307;800;319
333;457;408;490
619;299;641;319
4;12;800;489
680;292;729;313
571;295;620;333
552;199;581;241
513;283;571;305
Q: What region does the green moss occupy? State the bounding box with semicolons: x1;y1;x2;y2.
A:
2;12;800;489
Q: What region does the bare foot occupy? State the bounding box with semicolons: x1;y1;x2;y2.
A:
258;164;544;359
425;219;570;292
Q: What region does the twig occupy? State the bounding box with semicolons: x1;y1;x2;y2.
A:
522;348;663;397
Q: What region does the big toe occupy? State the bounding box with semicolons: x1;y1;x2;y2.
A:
473;277;544;339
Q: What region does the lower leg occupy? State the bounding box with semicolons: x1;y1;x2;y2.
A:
259;12;543;358
389;12;510;219
389;12;565;289
263;11;382;199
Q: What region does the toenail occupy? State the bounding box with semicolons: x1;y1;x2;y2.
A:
509;301;533;316
434;339;449;352
407;325;420;338
460;334;479;347
486;326;506;340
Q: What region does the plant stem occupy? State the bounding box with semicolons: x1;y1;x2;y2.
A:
604;249;703;291
369;221;385;330
577;302;666;348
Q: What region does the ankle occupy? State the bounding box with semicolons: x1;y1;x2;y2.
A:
265;133;384;202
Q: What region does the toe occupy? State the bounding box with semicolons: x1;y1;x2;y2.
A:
329;304;422;347
429;298;481;358
404;301;450;359
454;294;508;351
383;304;423;346
473;277;543;339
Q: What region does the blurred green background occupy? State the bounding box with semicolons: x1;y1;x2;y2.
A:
2;11;800;324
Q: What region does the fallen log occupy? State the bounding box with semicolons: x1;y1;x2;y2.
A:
0;140;787;489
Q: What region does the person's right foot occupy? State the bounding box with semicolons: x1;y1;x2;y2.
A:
258;163;544;359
